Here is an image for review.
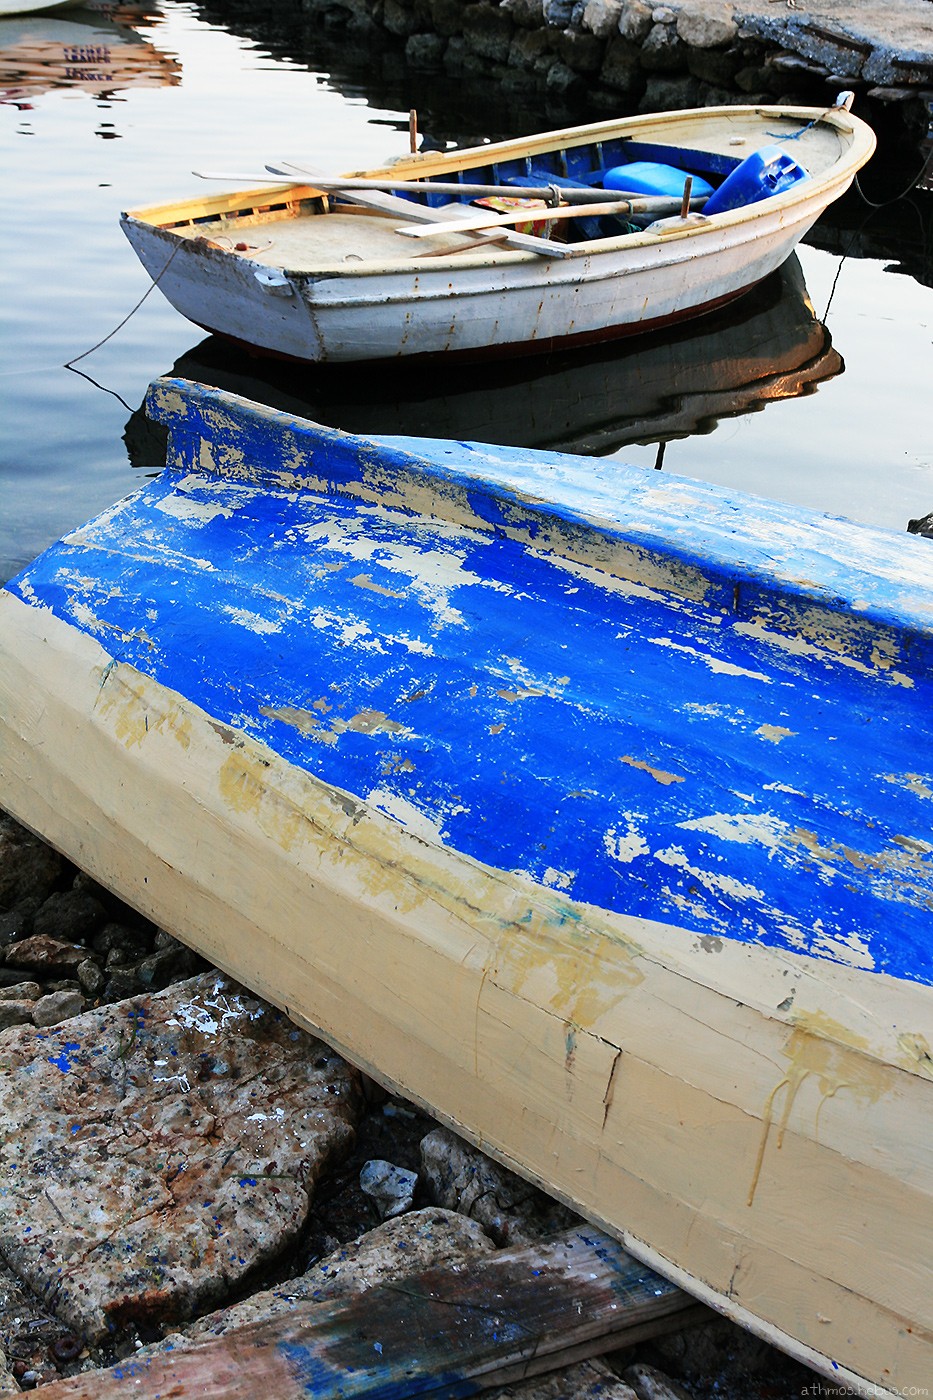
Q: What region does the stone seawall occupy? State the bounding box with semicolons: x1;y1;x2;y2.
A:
292;0;933;136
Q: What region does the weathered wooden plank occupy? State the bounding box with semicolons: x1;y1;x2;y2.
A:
31;1228;695;1398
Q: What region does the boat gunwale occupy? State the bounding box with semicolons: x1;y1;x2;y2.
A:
120;101;875;277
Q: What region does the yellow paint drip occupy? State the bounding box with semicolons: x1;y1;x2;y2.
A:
748;1014;887;1207
218;749;309;853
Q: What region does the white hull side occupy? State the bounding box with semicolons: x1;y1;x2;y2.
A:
123;179;849;363
1;590;930;1398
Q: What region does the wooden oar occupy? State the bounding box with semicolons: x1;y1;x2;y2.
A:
272;166;659;205
397;195;697;238
264;163;572;258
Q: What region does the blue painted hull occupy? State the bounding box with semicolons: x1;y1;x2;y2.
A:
1;378;931;1395
10;380;933;988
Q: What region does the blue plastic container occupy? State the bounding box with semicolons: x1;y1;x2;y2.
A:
603;161;714;200
703;145;809;216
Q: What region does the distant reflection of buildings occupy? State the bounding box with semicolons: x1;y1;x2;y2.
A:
0;4;179;105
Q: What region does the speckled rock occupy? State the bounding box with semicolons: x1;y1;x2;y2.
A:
420;1127;580;1244
358;1158;418;1219
0;1345;20;1395
0;974;361;1343
151;1207;495;1349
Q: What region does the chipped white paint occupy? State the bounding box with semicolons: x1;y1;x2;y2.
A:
604;825;651;865
364;787;448;840
649;635;773;683
221;606;282;634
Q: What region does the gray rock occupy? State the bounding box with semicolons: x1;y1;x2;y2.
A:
0;1001;35;1033
547;58;587;94
359;1158;418;1218
76;958;106;997
0;983;41;1002
430;0;465;37
600;34;645;95
677;10;737;50
0;973;360;1342
136;948;182;991
92;921;152;959
509;26;555;69
640;20;688;73
104;967;141;1001
32;890;106;945
420;1127;579;1244
556;27;605;74
463;2;514;63
0;898;41;950
382;0;420;38
543;0;575;28
639;71;701;109
621;1362;694;1400
501;0;545;29
406;31;447;67
0;815;64;913
147;1207;494;1350
581;0;621;40
618;0;653;45
687;43;743;86
32;989;85;1027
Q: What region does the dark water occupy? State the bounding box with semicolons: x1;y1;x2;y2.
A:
1;0;932;583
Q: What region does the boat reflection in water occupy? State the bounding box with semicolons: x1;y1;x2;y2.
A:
0;4;178;103
127;253;841;466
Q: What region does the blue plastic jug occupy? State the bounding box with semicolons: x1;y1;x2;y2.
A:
703;145;809;216
603;162;714;200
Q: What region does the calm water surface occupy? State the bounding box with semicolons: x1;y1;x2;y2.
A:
1;0;931;583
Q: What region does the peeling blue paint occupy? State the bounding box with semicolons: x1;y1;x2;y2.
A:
47;1043;81;1074
8;379;933;987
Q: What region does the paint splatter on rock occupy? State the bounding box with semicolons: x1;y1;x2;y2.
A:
0;972;360;1343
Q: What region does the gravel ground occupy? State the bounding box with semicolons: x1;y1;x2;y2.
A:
0;809;826;1398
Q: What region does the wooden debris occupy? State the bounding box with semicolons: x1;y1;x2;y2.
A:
31;1228;696;1398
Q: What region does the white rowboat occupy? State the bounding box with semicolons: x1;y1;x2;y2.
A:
120;99;875;363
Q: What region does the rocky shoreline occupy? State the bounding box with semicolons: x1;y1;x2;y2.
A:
192;0;933;141
0;808;826;1397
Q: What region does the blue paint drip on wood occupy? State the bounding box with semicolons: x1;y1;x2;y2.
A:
8;379;933;987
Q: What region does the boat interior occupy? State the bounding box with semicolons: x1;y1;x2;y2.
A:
140;112;842;270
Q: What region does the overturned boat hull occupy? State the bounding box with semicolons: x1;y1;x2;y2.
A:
1;379;930;1396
